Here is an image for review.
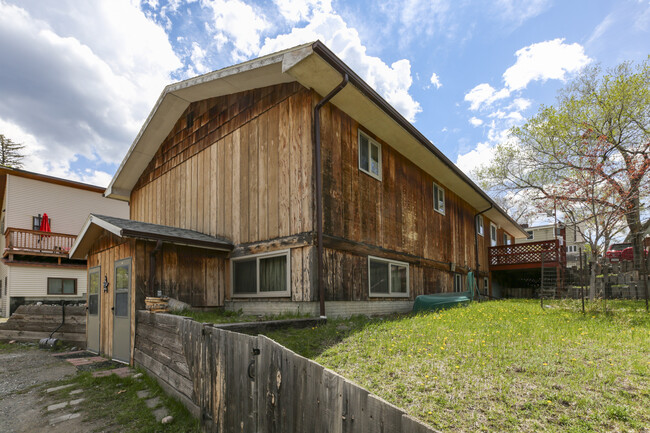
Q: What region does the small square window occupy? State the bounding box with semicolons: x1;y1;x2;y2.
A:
433;182;445;214
368;257;409;297
358;130;382;180
476;216;484;236
526;230;534;240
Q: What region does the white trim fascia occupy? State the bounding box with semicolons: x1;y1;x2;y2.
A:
69;215;123;258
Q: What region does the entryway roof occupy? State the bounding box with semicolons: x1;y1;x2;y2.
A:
69;214;234;259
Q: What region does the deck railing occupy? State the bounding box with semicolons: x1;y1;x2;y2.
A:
489;239;566;270
4;227;76;258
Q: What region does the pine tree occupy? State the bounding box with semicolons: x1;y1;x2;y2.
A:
0;134;25;168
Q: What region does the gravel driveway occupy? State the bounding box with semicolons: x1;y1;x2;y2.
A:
0;346;77;433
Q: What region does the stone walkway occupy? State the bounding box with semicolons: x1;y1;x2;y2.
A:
1;348;173;432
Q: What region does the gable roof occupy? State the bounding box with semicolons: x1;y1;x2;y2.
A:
105;41;527;238
69;214;233;259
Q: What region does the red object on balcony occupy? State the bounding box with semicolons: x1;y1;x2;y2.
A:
39;213;51;232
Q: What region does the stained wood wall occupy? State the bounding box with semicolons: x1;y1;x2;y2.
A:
130;83;314;246
134;240;228;307
319;102;512;297
87;232;134;359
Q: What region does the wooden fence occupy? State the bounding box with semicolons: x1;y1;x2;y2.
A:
134;311;438;432
0;304;86;346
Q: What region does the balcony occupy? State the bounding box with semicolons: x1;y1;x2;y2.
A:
489;239;566;271
4;227;76;259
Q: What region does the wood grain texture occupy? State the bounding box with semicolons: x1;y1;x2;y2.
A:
130;84;314;247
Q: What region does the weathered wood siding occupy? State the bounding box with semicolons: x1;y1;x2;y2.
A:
130;83;314;245
133;240;229;308
320;103;510;297
87;232;135;359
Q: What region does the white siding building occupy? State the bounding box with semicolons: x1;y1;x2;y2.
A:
0;167;128;317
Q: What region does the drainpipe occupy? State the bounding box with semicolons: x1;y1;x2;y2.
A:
149;240;163;296
474;204;493;299
314;74;349;318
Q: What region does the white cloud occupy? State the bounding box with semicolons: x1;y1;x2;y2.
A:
492;0;550;27
464;83;510;111
469;117;483;127
508;98;532;112
0;1;182;177
430;72;442;89
190;42;210;74
503;38;591;91
260;11;422;122
456;141;495;176
274;0;331;22
201;0;270;61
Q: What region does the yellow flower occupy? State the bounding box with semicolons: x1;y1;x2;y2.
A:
542;363;548;366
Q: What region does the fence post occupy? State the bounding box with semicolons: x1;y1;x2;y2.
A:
580;249;585;314
540;252;545;309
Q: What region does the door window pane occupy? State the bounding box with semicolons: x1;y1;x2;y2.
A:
369;260;389;294
233;259;257;294
89;272;99;295
115;266;129;291
115;292;128;317
89;294;98;315
260;255;287;292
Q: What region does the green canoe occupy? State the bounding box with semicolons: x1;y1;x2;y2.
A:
412;272;479;313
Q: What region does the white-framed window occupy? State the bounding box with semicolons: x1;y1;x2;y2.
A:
503;233;510;245
231;250;290;297
453;273;463;293
433;182;445;215
490;223;497;247
358;130;382;180
567;245;578;253
483;277;489;295
526;230;534;240
368;256;409;297
476;215;484;236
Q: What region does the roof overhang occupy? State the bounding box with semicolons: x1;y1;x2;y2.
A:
70;214;233;259
105;41;527;239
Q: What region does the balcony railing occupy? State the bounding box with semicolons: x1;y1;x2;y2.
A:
489;239;566;271
4;227;76;258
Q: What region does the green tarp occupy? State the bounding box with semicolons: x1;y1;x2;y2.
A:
412;272;478;313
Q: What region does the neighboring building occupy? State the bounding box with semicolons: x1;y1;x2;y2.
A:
517;222;587;267
0;167;129;317
71;41;527;363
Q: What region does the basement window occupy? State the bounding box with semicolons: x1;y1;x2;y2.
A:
48;278;77;295
232;250;290;297
358;130;382;180
433;182;445;215
368;256;409;297
453;273;463;293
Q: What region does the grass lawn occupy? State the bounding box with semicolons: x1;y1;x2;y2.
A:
268;299;650;432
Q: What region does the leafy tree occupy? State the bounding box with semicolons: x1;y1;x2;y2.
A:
0;134;25;168
475;58;649;301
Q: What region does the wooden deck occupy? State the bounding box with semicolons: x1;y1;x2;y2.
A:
489;239;566;271
4;227;76;258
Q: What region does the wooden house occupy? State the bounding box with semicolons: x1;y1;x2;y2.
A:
0;167;128;317
70;41;527;363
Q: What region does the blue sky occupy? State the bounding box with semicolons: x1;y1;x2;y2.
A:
0;0;648;187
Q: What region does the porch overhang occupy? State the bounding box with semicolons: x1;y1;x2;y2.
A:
70;214;234;259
